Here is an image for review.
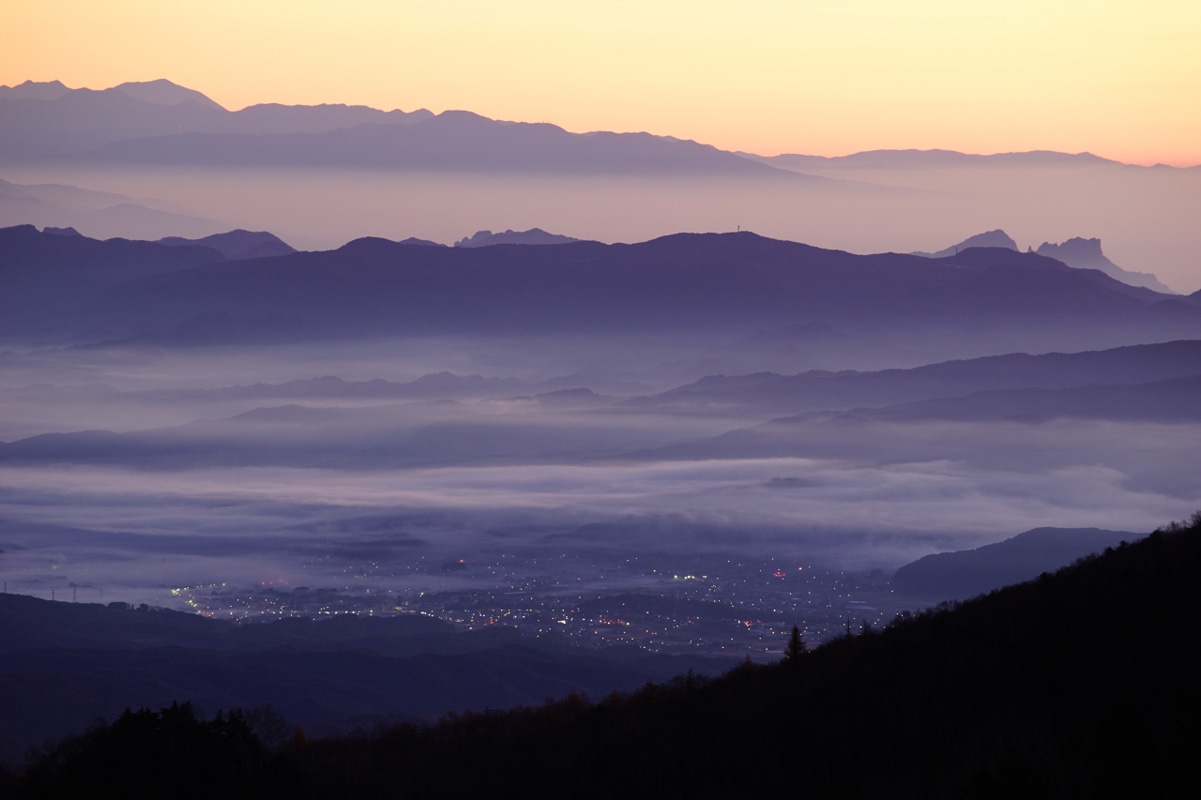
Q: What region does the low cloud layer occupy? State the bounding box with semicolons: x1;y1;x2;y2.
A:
1;338;1196;611
2;431;1192;606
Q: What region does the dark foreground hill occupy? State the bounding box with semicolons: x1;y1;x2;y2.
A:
7;516;1199;798
0;598;726;767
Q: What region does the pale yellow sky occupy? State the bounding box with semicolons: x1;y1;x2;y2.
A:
3;1;1200;165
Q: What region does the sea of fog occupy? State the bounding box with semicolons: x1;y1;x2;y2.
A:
1;341;1195;611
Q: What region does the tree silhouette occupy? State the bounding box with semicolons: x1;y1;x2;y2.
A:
783;624;808;665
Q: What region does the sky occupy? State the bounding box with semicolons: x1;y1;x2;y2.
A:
3;1;1200;166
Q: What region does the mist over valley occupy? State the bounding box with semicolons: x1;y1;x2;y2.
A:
2;224;1197;634
2;74;1200;784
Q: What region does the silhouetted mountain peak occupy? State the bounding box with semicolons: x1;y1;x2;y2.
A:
454;228;581;248
396;236;445;247
43;225;82;237
914;229;1018;258
1038;236;1102;261
913;231;1175;295
111;79;224;110
0;79;71;101
157;229;296;260
435;109;506;126
1036;236;1175;294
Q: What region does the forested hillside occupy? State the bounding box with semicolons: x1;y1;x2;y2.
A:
7;515;1198;799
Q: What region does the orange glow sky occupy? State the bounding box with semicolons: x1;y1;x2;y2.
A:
3;1;1200;166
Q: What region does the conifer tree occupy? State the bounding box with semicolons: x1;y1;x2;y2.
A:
784;624;807;665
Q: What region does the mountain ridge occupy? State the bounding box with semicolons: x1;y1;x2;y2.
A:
0;177;226;241
65;113;786;175
4;340;1200;470
626;339;1201;416
3;79;1175;172
751;147;1127;170
4;228;1199;349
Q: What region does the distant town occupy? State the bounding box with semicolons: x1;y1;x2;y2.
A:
171;552;905;658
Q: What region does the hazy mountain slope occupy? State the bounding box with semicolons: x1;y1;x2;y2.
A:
0;80;430;157
223;103;433;135
4;344;1198;471
1036;236;1175;293
0;179;62;225
2;79;785;174
0;405;654;470
628;339;1201;416
130;373;528;403
73;112;785;174
0;179;225;240
849;373;1201;423
892;526;1141;601
0;85;227;158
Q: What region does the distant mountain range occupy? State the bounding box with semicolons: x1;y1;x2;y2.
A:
0;79;431;158
2;224;1199;348
0;80;776;175
4;78;1186;176
3;335;1200;471
65;112;781;175
0;176;225;240
749;148;1124;171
